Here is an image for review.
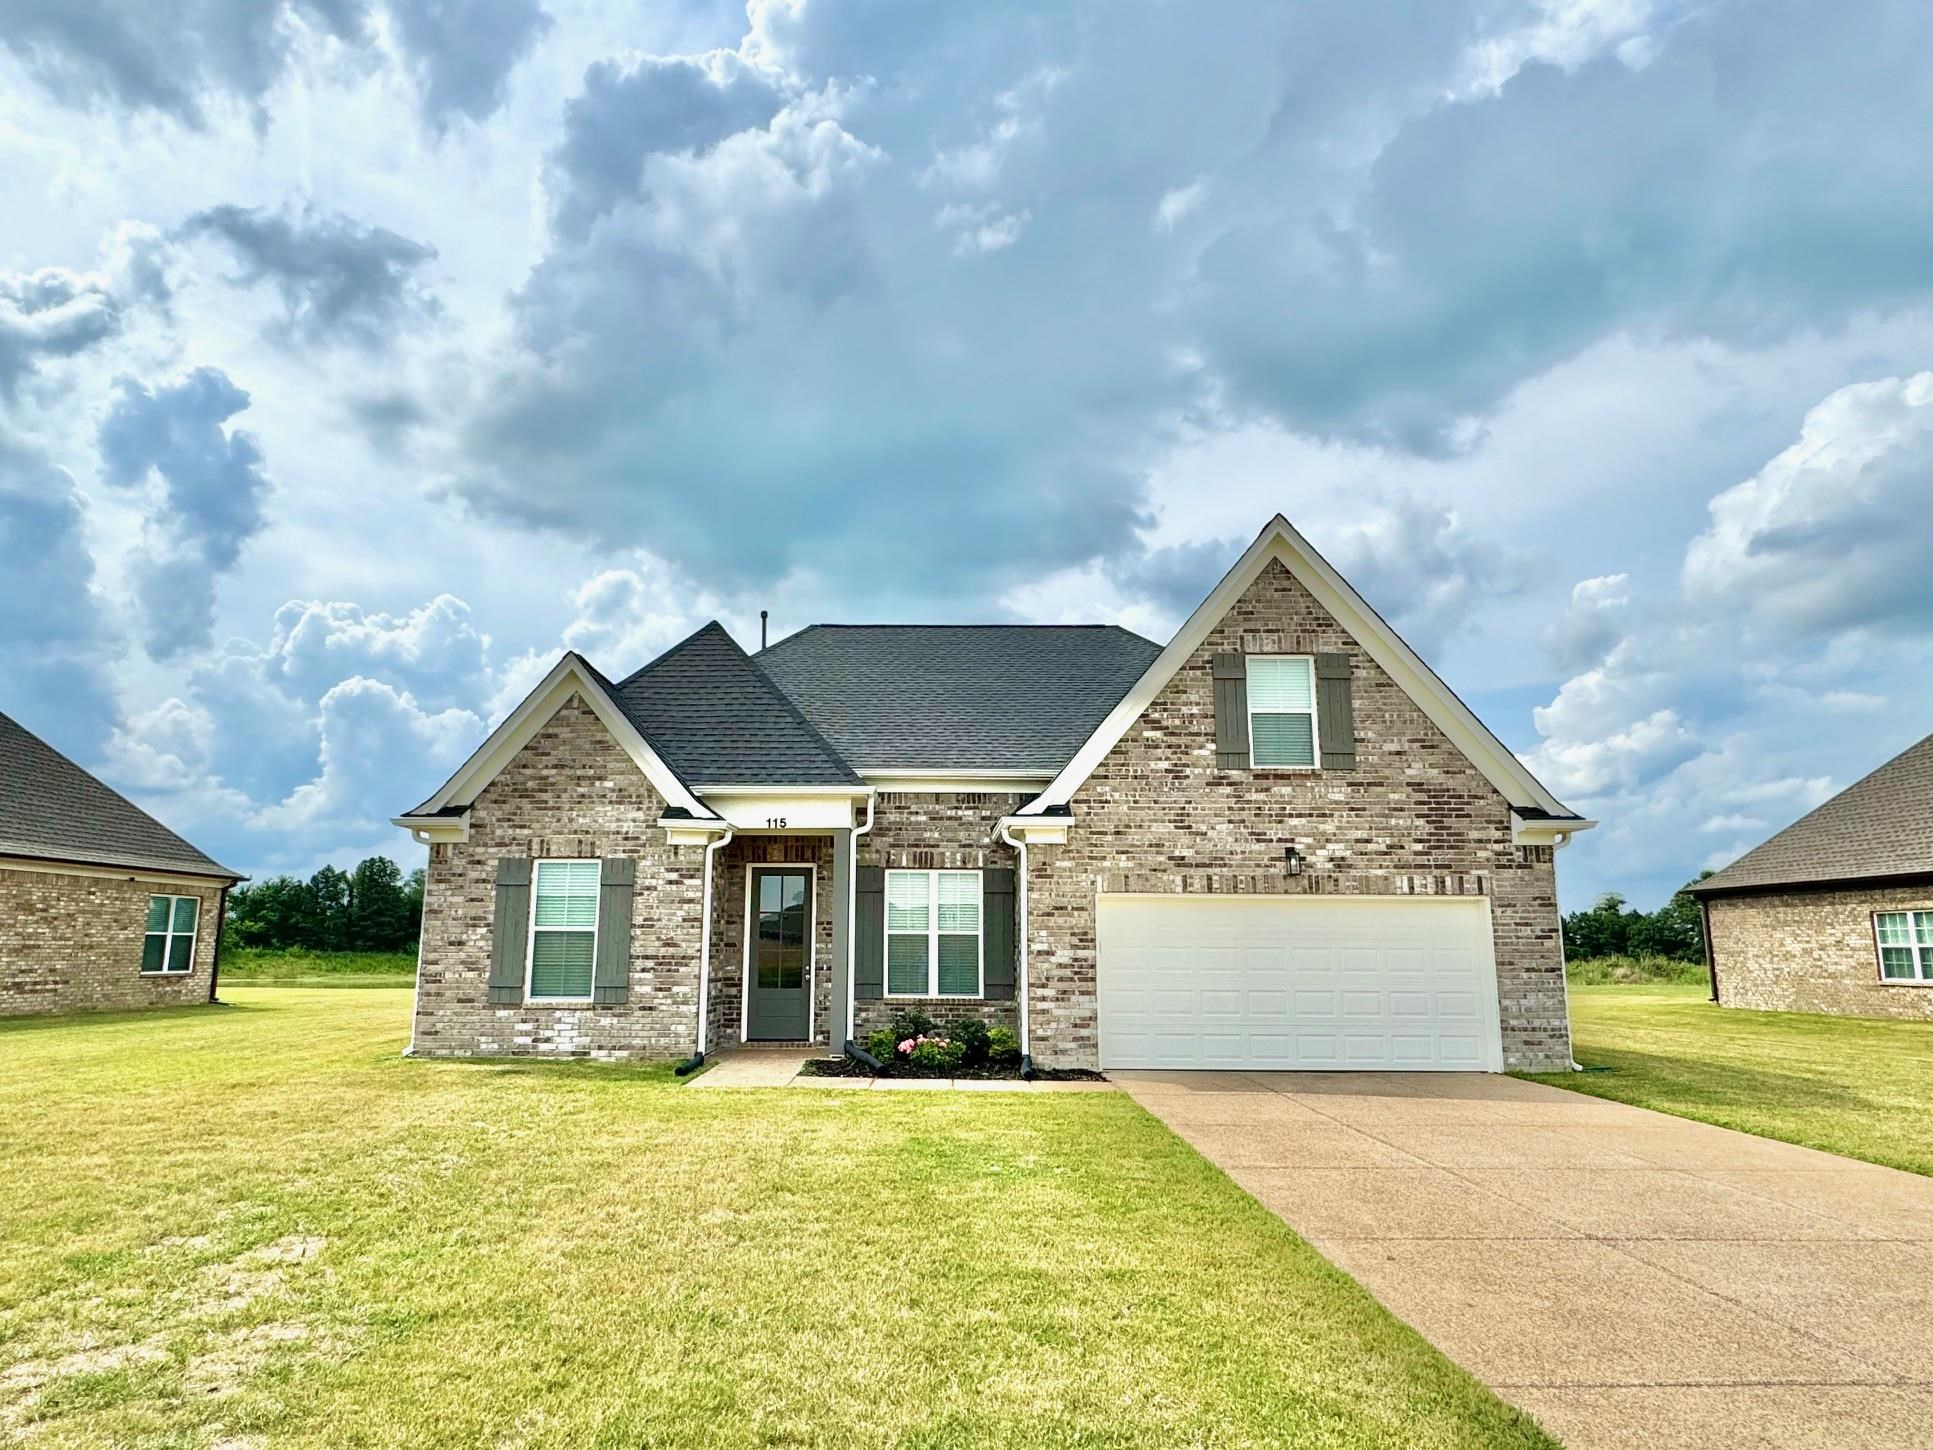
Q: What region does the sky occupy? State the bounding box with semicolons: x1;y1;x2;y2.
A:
1;0;1929;910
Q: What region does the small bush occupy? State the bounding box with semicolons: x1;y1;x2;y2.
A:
862;1028;897;1064
950;1017;991;1066
1566;954;1710;987
906;1038;965;1073
987;1026;1021;1065
889;1009;938;1040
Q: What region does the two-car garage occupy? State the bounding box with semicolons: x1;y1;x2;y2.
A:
1095;895;1504;1072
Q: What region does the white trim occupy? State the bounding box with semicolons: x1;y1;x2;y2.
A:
392;815;468;846
742;863;816;1041
697;785;871;797
696;827;735;1055
1024;515;1579;819
523;858;601;1005
0;857;234;891
867;770;1055;794
406;653;713;824
997;814;1068;846
845;794;876;1045
1511;816;1596;848
1874;908;1933;985
882;867;985;999
996;820;1031;1060
1244;654;1320;769
140;893;200;975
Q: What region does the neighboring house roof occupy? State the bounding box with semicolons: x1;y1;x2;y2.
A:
0;710;241;880
1021;515;1588;835
755;624;1163;774
611;623;861;786
1689;731;1933;896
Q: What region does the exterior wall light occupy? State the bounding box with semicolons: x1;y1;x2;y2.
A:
1284;845;1303;876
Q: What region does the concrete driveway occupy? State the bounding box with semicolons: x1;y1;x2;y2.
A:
1117;1070;1933;1450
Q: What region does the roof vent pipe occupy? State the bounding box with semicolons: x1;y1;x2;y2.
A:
760;610;769;650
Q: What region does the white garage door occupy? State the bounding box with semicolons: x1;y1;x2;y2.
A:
1096;895;1503;1071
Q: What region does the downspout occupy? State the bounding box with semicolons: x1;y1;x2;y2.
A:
682;825;735;1074
208;883;231;1005
996;821;1033;1079
844;791;876;1046
1547;828;1583;1072
1702;897;1718;1004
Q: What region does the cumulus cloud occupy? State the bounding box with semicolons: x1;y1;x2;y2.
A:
97;367;273;656
182;204;439;347
1682;373;1933;639
1543;573;1630;671
387;0;552;130
258;595;489;713
0;267;122;400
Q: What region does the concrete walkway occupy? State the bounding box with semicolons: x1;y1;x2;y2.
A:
689;1046;1114;1092
1117;1069;1933;1450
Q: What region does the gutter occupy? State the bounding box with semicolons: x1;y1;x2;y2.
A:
995;819;1033;1074
844;791;877;1045
1702;897;1719;1005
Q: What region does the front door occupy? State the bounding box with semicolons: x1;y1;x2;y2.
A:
747;867;812;1041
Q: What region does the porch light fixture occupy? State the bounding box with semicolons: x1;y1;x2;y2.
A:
1284;845;1303;876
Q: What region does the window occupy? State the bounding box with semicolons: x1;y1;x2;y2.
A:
885;869;982;997
1876;910;1933;983
142;895;199;974
527;859;600;1001
1247;656;1319;767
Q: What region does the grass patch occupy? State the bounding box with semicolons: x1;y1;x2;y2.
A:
219;947;417;987
0;989;1551;1448
1564;954;1709;987
1528;983;1933;1175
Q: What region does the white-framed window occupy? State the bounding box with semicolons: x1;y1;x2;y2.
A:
1875;910;1933;984
1247;655;1319;768
526;859;600;1002
142;894;199;974
885;869;982;998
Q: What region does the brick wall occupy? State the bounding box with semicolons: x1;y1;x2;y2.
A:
1710;884;1933;1018
1027;558;1573;1071
411;694;706;1060
1;864;223;1017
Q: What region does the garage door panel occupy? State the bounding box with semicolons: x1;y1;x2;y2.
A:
1097;896;1502;1072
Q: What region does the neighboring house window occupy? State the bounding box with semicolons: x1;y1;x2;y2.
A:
142;895;198;974
885;869;982;997
1247;656;1319;767
1876;911;1933;983
527;860;600;1001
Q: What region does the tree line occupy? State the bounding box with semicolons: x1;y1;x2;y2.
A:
223;856;425;954
1561;872;1713;963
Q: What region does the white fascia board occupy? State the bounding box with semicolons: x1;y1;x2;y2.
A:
695;785;872;796
1512;816;1598;848
997;815;1069;845
391;814;470;845
412;653;713;821
1024;515;1576;819
868;771;1055;794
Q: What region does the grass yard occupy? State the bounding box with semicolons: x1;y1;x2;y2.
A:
217;947;416;987
0;989;1550;1449
1529;984;1933;1176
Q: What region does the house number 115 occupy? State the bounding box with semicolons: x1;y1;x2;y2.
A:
766;817;787;829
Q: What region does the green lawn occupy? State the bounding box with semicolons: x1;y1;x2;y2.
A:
0;990;1549;1448
217;947;416;987
1530;984;1933;1176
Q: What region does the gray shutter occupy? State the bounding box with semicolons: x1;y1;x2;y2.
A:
855;866;884;1000
982;867;1016;1001
1315;653;1356;770
1212;653;1250;769
593;857;634;1004
488;857;532;1004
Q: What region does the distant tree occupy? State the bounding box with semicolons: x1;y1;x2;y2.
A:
223;855;427;954
346;856;410;951
1563;873;1713;963
1563;892;1633;960
307;866;352;951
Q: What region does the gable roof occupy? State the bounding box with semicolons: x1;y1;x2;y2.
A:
0;710;240;880
611;623;861;786
755;625;1162;774
1021;515;1587;827
1689;732;1933;896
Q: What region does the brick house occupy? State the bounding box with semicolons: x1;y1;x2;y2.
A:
1;710;242;1017
397;516;1593;1071
1690;732;1933;1017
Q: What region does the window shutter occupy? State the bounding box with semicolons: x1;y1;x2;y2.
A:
489;858;532;1004
1315;653;1356;770
982;868;1016;1001
593;857;634;1004
855;866;885;1000
1212;653;1250;769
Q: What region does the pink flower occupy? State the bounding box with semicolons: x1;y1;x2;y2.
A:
898;1038;916;1054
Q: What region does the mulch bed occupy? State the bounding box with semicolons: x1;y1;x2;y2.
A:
799;1057;1107;1082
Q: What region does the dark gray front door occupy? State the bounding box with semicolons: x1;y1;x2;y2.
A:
748;867;811;1041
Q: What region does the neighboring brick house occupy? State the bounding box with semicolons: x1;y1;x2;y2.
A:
398;516;1593;1071
1689;732;1933;1018
1;711;242;1017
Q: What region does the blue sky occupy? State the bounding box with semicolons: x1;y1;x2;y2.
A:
2;0;1929;908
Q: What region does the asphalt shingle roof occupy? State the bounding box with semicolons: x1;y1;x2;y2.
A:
0;710;240;879
754;624;1162;774
1690;731;1933;895
611;623;862;787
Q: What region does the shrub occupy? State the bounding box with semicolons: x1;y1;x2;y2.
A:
1565;954;1710;987
987;1026;1021;1065
950;1017;991;1066
889;1009;938;1040
862;1028;898;1064
906;1037;965;1073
